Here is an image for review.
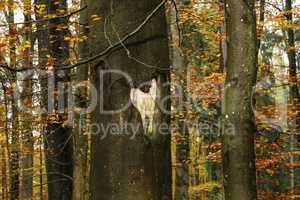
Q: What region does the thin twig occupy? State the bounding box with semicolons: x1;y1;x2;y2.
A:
0;6;87;28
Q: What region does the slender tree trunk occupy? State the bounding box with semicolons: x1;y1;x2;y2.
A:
1;145;7;200
285;0;300;136
2;84;11;200
8;0;20;198
169;1;190;199
222;0;258;199
39;135;44;200
219;0;226;72
1;82;9;200
34;1;49;198
44;0;73;199
285;0;300;194
257;0;265;51
20;0;34;197
88;0;171;199
72;1;89;199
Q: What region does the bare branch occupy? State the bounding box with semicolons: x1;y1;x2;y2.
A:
0;6;87;28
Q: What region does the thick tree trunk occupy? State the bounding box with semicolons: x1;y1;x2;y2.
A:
222;0;258;199
88;0;171;199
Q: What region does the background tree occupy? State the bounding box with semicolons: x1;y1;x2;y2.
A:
7;0;20;198
169;0;190;199
44;0;73;199
20;0;34;197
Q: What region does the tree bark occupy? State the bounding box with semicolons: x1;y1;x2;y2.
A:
72;1;89;199
34;0;74;199
285;0;300;135
88;0;171;199
222;0;258;199
285;0;300;194
20;0;34;197
34;1;49;198
1;84;9;200
257;0;265;51
8;0;20;198
44;0;73;199
169;0;190;199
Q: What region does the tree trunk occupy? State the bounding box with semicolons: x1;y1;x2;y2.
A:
8;0;20;198
285;0;300;112
1;92;9;200
285;0;300;194
34;1;49;197
72;2;89;199
39;136;44;200
285;0;300;137
44;0;73;199
20;0;34;198
257;0;265;51
169;1;190;199
222;0;258;199
88;0;171;199
2;84;11;200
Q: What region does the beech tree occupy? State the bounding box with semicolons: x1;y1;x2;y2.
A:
170;0;190;199
87;0;171;199
39;0;73;199
222;0;258;199
20;0;34;198
8;0;20;198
